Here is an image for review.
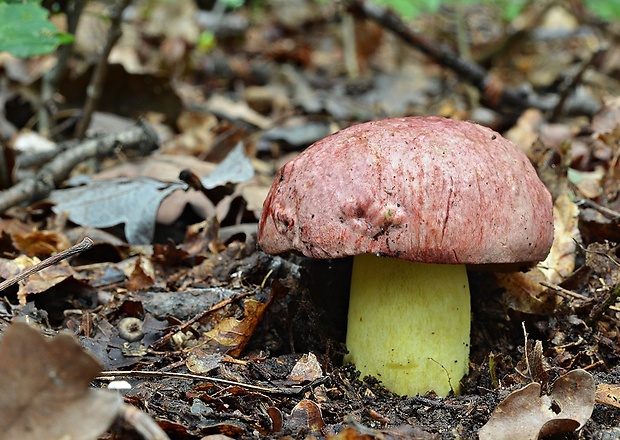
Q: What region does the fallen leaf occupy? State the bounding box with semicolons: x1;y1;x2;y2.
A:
205;94;271;129
285;399;325;433
479;369;595;440
591;96;620;146
16;260;77;304
200;142;254;190
497;269;559;314
12;230;72;257
0;321;122;439
539;192;578;283
203;299;267;357
333;416;437;439
186;350;224;374
288;352;323;383
127;255;156;291
50;177;186;244
595;383;620;409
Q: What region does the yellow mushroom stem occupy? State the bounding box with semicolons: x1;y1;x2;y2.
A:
344;253;470;397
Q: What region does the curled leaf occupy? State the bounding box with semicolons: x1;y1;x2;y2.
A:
479;369;595;440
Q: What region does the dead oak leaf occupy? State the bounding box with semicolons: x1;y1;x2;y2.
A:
479;369;595;440
0;321;122;440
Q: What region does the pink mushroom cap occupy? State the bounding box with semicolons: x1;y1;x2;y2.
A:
258;116;554;265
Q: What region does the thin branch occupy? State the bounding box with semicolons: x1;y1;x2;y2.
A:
97;370;305;395
347;0;600;116
0;237;94;292
0;120;159;214
39;0;87;135
74;0;133;138
551;48;606;120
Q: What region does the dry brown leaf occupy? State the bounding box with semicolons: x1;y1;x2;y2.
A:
497;269;559;314
0;218;35;236
479;369;595;440
127;255;156;291
285;399;325;433
595;383;620;409
330;419;437;440
539;192;579;283
288;352;323;383
12;230;72;257
0;321;122;440
505;109;545;158
162;110;218;156
204;94;271;129
203;299;267;357
186;350;224;374
591;96;620;146
16;259;77;304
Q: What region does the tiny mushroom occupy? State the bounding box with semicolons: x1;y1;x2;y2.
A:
258;116;554;397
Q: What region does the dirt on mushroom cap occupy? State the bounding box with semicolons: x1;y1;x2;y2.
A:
258;116;554;265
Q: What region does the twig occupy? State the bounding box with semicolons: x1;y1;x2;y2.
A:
39;0;87;135
346;0;598;116
150;290;252;350
342;12;360;79
519;322;532;381
74;0;133;138
576;199;620;221
541;281;593;302
0;237;94;292
0;120;159;214
551;48;606;120
0;140;11;189
588;282;620;324
97;370;304;395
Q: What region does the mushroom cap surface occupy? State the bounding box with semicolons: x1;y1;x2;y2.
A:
258;116;553;265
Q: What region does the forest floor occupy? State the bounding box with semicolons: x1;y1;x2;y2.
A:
1;1;620;439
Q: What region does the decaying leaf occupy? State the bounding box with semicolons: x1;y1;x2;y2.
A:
497;269;559;314
539;192;579;283
16;259;78;304
203;299;267;357
479;369;595;440
333;416;437;440
0;321;122;440
127;255;156;291
200;142;254;190
288;352;323;383
50;177;186;244
514;340;551;387
591;96;620;146
12;230;72;257
284;399;325;433
595;383;620;409
186;350;224;374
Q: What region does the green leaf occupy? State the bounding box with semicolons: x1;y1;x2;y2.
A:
584;0;620;21
0;3;71;58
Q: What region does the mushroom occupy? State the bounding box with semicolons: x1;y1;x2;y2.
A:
258;116;553;396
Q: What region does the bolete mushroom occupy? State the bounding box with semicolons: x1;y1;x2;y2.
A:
258;116;553;396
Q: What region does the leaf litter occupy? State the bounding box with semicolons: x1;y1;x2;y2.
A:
1;0;620;439
0;321;122;440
